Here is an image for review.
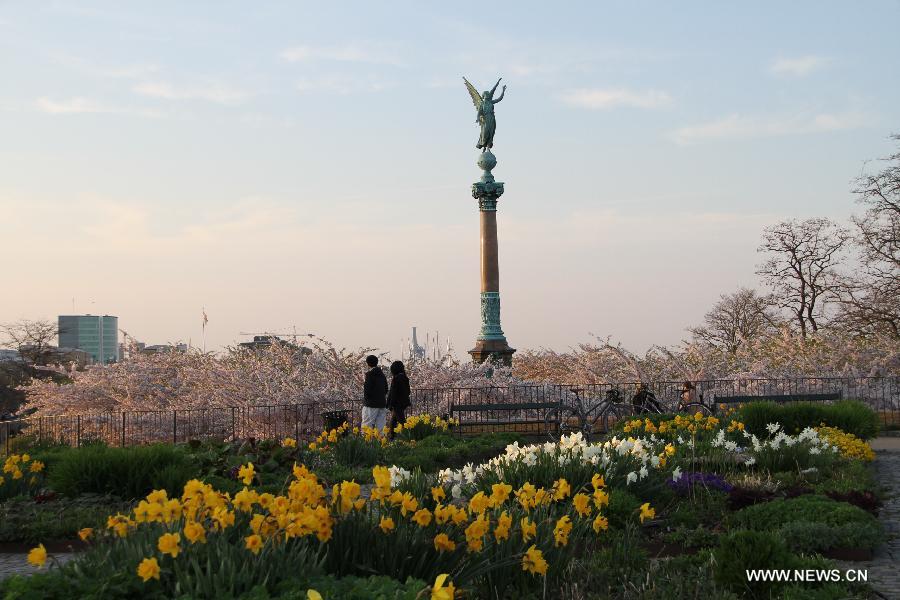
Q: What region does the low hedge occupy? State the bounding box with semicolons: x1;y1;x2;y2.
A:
728;494;878;530
736;400;879;439
0;570;427;600
42;443;199;499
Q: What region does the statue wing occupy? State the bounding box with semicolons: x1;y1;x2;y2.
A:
463;77;482;111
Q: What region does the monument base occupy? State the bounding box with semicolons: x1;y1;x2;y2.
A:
468;338;516;367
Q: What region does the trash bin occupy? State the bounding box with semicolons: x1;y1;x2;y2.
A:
322;410;350;431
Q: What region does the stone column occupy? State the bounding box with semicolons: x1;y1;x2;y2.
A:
468;151;515;366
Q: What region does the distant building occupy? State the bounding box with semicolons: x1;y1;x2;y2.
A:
143;343;188;354
238;335;310;355
58;315;118;364
0;349;22;363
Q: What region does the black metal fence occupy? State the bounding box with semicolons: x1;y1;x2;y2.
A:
2;377;898;453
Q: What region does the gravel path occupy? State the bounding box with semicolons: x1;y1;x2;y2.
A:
0;552;75;580
837;440;900;599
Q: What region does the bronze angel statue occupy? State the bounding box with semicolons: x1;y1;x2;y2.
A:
463;77;506;152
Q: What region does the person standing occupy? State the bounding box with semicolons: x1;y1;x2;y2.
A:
678;381;699;412
362;355;388;431
387;360;411;440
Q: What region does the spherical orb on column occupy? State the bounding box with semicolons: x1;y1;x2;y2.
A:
477;151;497;172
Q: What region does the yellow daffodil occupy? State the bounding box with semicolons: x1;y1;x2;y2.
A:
521;517;537;542
77;527;93;542
183;521;206;544
412;508;433;527
434;533;456;552
431;486;446;503
158;532;181;558
573;493;592;517
522;545;548;576
400;493;418;516
137;557;160;582
552;478;571;500
379;516;395;533
372;466;392;491
592;514;609;533
468;491;490;514
245;534;263;555
431;574;455;600
489;483;512;506
553;515;572;547
494;511;512;541
639;502;655;523
238;463;255;486
27;544;47;568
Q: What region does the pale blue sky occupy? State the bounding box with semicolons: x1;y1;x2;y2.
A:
2;2;898;355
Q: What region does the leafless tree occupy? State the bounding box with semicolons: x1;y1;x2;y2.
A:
836;134;900;337
689;287;780;354
756;218;850;338
0;319;60;366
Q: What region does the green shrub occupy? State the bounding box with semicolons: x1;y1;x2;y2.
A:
713;530;797;598
772;460;877;495
729;495;877;530
662;525;720;549
332;434;383;467
268;574;427;599
606;490;643;529
382;433;519;474
0;570;427;600
0;494;130;544
779;520;884;553
47;444;199;499
737;401;878;439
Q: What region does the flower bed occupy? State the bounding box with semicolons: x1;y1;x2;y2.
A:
0;415;881;599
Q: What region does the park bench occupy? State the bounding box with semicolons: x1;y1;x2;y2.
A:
449;400;561;436
715;391;843;408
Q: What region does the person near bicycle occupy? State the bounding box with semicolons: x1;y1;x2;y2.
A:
631;383;661;414
678;381;701;412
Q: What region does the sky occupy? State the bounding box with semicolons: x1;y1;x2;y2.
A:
1;1;899;357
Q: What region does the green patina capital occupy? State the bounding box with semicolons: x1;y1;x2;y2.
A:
471;150;504;210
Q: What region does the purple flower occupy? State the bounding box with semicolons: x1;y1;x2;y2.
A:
667;471;733;495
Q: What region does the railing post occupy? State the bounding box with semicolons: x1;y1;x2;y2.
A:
39;417;43;443
173;410;178;444
121;412;126;447
231;407;236;442
76;415;82;448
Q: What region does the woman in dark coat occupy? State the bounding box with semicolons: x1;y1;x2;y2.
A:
387;361;410;440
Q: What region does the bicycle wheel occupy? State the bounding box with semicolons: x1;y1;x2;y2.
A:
562;405;589;437
595;403;630;436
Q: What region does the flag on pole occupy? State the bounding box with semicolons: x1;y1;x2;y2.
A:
202;308;208;331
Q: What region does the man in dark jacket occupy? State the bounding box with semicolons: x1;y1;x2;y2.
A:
362;355;388;431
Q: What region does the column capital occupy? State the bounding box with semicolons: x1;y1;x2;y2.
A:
472;182;504;210
472;150;504;211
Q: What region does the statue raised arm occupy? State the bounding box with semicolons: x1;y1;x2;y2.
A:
463;76;507;152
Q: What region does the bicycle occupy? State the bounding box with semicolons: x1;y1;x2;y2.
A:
554;387;633;442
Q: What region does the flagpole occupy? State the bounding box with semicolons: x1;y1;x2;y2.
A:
202;307;208;353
